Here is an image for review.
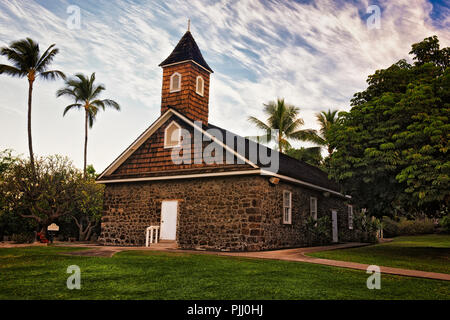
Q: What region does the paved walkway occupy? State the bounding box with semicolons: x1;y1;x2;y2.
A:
0;242;48;248
54;241;450;281
218;245;450;281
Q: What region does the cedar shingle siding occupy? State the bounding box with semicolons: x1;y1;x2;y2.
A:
110;115;253;179
160;63;210;124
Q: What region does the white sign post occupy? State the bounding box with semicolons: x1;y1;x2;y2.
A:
47;223;59;243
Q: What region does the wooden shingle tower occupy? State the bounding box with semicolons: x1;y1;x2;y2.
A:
159;28;213;124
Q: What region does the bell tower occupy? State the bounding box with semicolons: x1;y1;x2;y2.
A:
159;28;213;124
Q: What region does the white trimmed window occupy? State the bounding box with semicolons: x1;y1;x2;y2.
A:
170;72;181;92
196;76;204;96
164;121;181;148
282;190;292;224
348;205;354;230
310;197;317;221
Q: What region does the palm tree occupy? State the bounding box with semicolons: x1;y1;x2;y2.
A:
315;109;340;155
0;38;65;171
248;98;319;153
57;73;120;177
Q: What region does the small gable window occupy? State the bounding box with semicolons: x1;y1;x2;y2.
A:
282;190;292;224
310;197;317;221
196;76;204;96
170;72;181;92
164;121;181;148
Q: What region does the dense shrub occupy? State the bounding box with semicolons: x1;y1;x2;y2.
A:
305;215;332;245
381;216;435;236
397;217;435;235
0;155;103;240
353;212;379;243
382;216;400;237
11;232;34;244
440;214;450;233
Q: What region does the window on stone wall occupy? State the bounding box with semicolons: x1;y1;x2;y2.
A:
283;190;292;224
164;121;181;148
310;197;317;221
348;204;354;230
170;72;181;92
196;76;204;96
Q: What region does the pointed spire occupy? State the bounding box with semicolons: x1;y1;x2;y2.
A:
158;29;213;73
187;19;191;32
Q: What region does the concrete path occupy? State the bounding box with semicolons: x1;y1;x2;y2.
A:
52;241;450;281
0;242;48;248
218;245;450;281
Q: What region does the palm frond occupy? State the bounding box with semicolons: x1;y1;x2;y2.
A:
247;116;270;131
90;99;105;110
89;72;96;84
284;117;304;135
290;129;324;144
87;107;99;128
246;131;273;144
0;48;26;70
63;104;82;116
279;138;292;152
39;70;66;80
56;87;76;98
35;44;55;66
101;99;120;110
89;84;105;100
36;46;59;72
0;64;26;77
10;38;39;69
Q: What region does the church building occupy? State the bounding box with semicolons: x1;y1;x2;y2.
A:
96;28;357;251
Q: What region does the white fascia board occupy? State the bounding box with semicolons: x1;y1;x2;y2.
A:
96;169;261;184
260;170;349;198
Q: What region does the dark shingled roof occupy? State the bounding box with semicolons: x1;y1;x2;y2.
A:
159;31;213;73
97;108;342;193
204;122;341;193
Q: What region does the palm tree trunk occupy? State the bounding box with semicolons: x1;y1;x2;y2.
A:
27;79;35;175
84;109;88;178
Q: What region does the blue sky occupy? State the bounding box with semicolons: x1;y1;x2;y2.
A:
0;0;449;171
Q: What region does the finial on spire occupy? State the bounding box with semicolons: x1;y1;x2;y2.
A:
187;19;191;32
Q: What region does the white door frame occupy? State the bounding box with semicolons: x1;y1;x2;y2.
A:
160;200;178;240
331;209;338;243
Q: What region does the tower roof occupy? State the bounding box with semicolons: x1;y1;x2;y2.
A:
159;31;213;73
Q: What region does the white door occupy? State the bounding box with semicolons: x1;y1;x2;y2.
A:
331;210;338;243
160;201;178;240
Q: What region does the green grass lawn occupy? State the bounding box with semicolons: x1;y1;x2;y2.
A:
0;245;448;300
308;234;450;274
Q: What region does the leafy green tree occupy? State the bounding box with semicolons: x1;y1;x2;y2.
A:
285;146;322;167
409;35;449;70
328;36;449;217
0;150;32;239
70;175;104;241
57;73;120;177
0;38;65;171
0;155;79;236
248;98;319;153
0;149;18;175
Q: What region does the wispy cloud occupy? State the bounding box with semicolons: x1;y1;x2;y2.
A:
0;0;448;170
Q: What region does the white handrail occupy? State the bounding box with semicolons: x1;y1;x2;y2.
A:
145;226;160;247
